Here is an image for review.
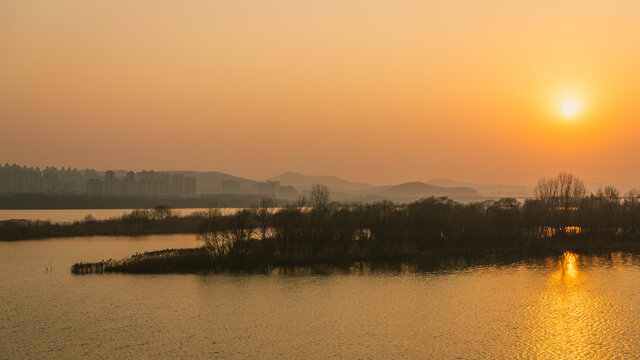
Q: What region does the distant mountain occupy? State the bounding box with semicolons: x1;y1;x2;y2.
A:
270;173;488;202
426;178;532;198
268;172;374;193
104;169;534;200
364;181;480;202
163;171;258;195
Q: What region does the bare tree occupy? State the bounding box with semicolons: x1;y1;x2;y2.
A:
294;195;307;209
625;188;640;206
596;185;620;204
535;173;586;208
199;210;253;259
311;184;330;210
257;198;275;241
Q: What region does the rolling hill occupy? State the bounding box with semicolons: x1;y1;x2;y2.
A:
268;171;374;194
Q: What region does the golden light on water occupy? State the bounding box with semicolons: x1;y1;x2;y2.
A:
550;251;581;283
526;251;603;358
561;252;578;279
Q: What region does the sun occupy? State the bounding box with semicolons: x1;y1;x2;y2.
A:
550;86;589;122
561;100;579;117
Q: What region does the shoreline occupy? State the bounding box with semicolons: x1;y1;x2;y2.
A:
71;242;640;275
0;216;203;241
6;195;640;274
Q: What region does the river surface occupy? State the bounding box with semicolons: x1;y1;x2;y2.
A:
2;235;640;359
0;208;242;222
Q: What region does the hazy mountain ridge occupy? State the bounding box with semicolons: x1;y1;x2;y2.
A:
4;162;545;202
132;170;528;202
426;178;532;198
268;171;374;193
363;181;480;202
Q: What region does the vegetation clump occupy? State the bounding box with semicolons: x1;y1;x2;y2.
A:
0;206;202;241
71;178;640;274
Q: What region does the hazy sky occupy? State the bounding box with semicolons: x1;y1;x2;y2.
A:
1;0;639;185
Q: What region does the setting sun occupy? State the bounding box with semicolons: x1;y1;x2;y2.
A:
561;100;579;117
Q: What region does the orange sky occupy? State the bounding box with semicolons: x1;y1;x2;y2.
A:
1;0;639;186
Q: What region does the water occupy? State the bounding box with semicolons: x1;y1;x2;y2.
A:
2;236;640;359
0;208;243;223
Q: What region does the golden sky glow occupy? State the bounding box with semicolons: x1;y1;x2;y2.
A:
1;0;640;185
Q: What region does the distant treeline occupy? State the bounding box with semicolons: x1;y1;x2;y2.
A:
71;175;640;273
0;207;205;241
0;192;286;209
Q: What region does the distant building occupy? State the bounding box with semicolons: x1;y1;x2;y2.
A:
159;173;170;197
104;171;120;195
170;174;184;197
42;172;61;193
185;176;197;197
86;179;104;196
138;171;160;197
0;164;197;199
256;180;280;198
0;163;102;194
222;180;241;194
279;185;297;201
63;182;78;193
122;171;136;196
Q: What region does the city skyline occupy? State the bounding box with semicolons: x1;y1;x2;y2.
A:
0;163;197;198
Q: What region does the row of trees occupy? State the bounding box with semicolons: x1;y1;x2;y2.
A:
195;178;640;268
534;173;640;208
0;206;201;241
531;173;640;234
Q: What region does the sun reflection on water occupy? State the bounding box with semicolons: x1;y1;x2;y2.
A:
556;251;579;282
523;251;614;358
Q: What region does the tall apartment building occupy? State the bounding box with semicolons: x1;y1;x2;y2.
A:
0;164;197;198
256;180;280;198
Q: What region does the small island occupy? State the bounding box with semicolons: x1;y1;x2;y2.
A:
66;175;640;274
